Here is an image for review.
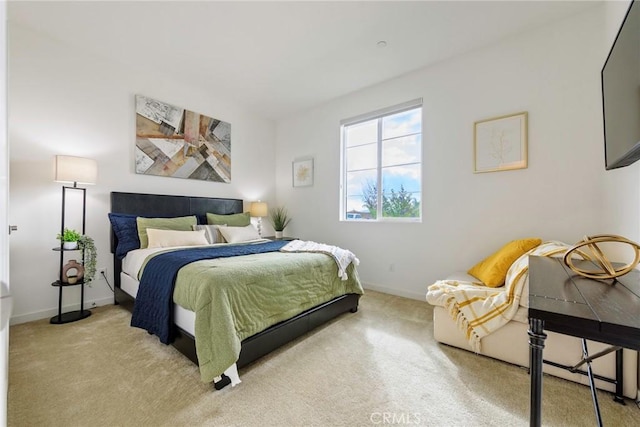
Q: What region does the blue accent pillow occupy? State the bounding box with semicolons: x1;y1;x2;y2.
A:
108;213;140;259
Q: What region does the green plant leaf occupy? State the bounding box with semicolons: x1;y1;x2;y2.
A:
269;206;292;231
56;228;82;242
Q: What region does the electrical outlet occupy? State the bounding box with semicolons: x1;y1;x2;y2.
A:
99;267;107;279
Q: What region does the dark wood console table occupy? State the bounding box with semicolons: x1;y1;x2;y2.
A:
528;256;640;427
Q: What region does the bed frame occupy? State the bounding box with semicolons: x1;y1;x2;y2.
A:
109;191;360;376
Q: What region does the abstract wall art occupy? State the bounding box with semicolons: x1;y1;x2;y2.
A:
135;95;231;183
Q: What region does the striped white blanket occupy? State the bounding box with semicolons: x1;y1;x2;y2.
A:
426;241;572;352
281;240;360;280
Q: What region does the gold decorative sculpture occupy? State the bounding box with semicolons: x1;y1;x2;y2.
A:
563;234;640;280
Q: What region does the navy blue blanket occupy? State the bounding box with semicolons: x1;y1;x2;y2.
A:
131;240;289;344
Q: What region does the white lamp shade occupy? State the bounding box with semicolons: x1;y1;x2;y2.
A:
249;201;268;217
55;155;97;185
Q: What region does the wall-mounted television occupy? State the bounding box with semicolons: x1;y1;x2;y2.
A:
602;0;640;170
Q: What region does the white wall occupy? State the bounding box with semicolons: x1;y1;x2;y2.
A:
276;6;610;300
8;24;277;323
8;2;637;316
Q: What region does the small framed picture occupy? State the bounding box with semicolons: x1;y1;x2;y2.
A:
474;111;528;173
292;158;314;187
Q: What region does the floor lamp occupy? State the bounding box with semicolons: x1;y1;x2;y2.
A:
52;155;97;324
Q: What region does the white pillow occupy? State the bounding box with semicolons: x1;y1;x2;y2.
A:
217;225;261;244
192;224;225;244
146;228;209;248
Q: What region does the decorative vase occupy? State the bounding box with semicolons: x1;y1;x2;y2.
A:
275;231;283;239
63;241;78;250
62;259;84;283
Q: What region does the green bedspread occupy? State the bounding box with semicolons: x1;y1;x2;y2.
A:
166;251;363;382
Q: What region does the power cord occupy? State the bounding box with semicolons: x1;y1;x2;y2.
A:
101;270;114;293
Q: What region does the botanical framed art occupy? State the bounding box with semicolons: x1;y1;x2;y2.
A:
135;95;231;183
474;111;528;173
292;158;314;187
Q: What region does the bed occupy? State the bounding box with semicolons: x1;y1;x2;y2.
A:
109;191;363;388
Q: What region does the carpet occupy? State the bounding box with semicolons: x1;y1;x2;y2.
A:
8;291;640;426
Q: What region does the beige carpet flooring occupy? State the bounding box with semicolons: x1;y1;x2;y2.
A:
7;291;640;426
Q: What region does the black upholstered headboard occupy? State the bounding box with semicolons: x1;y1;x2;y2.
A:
111;191;243;253
109;192;243;291
110;191;243;254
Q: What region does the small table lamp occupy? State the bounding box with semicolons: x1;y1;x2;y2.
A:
249;201;268;237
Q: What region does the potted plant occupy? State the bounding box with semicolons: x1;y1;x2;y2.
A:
78;235;97;285
269;206;292;238
57;228;81;250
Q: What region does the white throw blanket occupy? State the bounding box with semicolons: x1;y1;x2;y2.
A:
281;240;359;280
426;241;572;352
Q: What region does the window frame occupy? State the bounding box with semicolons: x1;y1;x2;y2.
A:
340;98;423;223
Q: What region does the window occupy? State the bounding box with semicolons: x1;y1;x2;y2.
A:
340;99;422;222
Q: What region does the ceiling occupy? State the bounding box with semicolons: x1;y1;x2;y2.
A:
8;1;599;121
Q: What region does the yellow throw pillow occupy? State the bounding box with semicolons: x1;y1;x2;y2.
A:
468;238;542;287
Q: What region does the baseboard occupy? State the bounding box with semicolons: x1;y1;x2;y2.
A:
362;282;425;301
9;296;114;325
11;286;427;324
